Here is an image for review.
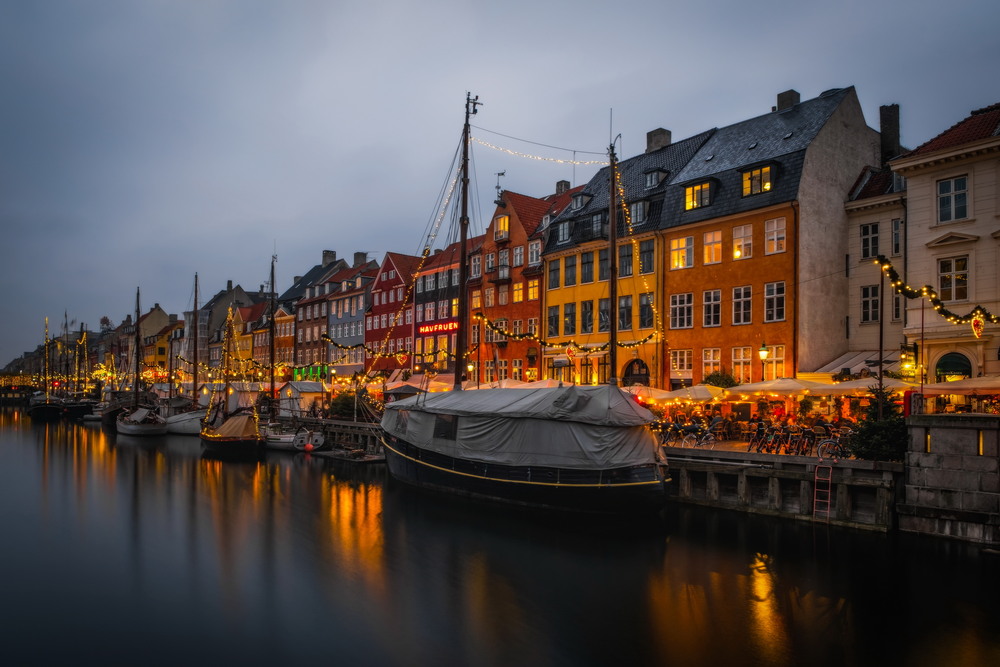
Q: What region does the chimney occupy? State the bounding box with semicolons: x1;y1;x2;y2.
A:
227;280;233;291
555;180;570;195
776;89;800;111
880;103;901;166
354;251;368;267
646;128;672;153
322;250;337;266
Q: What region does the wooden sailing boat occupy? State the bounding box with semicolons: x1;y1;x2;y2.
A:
379;95;669;514
117;287;168;435
166;274;208;434
26;318;64;421
199;307;264;456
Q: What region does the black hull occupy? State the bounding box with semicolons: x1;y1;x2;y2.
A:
382;436;669;515
200;436;264;461
27;403;64;422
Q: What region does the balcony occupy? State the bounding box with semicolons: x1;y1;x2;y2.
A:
489;264;511;284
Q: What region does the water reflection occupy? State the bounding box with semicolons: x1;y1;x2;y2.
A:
3;408;1000;666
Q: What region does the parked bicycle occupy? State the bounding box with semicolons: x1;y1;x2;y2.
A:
817;428;853;461
681;425;716;449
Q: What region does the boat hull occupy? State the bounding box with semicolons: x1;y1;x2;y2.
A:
166;409;207;435
27;402;64;422
382;436;669;515
262;424;326;452
116;420;168;436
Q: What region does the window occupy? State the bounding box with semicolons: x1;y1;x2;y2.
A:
860;222;879;260
765;217;786;254
494;214;509;240
547;306;560;337
891;219;903;257
702;348;721;378
892;293;903;322
485;253;495;272
703;231;722;264
471;290;481;309
581;300;594;334
764;345;785;380
484;288;494;308
527;279;539;300
938;256;968;301
528;240;542;265
733;286;751;325
498;286;508;306
938;176;968;222
670;350;693;373
591;214;604;237
528;318;538;335
764;281;785;322
470;255;481;278
572;193;587;210
581;252;594;283
639;240;654;274
861;285;879;323
742;165;772;196
564;255;576;286
733;225;752;260
512;359;523;381
557;222;570;243
670;237;694;269
598;249;609;281
512;282;524;303
452;268;459;286
645;171;663;188
618;296;633;330
630;201;647;224
703;289;721;327
547;260;560;290
732;347;752;383
598;298;611;332
685;182;711;210
513;245;524;267
669;293;693;329
639;293;654;328
563;303;576;336
426;273;436;290
618;245;633;277
472;324;479;344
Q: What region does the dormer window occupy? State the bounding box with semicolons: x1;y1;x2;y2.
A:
742;165;773;197
557;221;570;243
629;201;647;224
685;182;711;210
644;169;667;189
494;214;510;240
571;193;590;210
541;214;551;228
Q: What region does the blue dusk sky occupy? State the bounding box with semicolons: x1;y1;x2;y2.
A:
1;0;998;366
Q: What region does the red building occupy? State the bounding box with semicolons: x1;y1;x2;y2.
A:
365;252;422;378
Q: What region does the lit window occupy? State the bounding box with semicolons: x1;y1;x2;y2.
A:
733;224;752;260
494;215;510;240
670;237;694;269
742;166;772;196
685;182;711;210
703;231;722;264
938;256;968;301
702;348;721;378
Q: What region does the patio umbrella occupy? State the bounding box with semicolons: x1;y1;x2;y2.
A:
725;377;836;397
823;377;917;396
918;375;1000;395
660;384;725;402
623;385;676;402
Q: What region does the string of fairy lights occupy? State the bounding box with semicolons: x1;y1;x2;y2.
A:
877;255;998;333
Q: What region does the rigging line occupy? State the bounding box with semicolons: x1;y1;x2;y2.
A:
471;124;606;155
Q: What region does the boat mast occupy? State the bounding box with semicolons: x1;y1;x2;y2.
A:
269;255;277;412
607;142;619;386
43;318;50;400
192;273;199;409
454;92;479;391
132;287;141;410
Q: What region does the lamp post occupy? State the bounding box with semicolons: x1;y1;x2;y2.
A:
758;342;769;381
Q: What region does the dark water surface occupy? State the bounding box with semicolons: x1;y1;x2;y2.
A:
2;408;999;666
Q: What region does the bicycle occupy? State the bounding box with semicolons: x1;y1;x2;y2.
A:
817;428;853;462
681;425;716;449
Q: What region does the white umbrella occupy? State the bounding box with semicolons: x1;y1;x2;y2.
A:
661;384;725;402
623;385;676;402
725;377;836;397
918;375;1000;396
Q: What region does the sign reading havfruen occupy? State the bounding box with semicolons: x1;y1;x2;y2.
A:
418;321;459;335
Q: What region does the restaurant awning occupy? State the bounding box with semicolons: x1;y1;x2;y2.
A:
812;350;900;377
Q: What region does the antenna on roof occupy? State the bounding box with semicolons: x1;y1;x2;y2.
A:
494;171;506;206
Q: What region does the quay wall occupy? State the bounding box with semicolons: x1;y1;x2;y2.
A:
664;446;902;532
898;414;1000;544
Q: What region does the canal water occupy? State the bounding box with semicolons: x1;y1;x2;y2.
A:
2;408;999;667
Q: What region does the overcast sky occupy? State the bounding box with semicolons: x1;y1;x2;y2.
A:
2;0;997;366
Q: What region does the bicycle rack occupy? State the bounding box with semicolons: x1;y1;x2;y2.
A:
813;465;833;521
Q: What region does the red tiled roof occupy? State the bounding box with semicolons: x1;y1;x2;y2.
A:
503;191;552;237
905;102;1000;158
849;166;896;201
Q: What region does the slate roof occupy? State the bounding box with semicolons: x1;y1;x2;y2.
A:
545;129;714;253
902;102;1000;158
670;87;854;226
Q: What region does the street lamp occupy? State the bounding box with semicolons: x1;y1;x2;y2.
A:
758;342;769;381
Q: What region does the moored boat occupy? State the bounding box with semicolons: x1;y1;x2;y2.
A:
116;287;168;436
262;422;326;452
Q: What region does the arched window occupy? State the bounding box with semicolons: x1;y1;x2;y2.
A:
935;352;972;381
622;359;650;387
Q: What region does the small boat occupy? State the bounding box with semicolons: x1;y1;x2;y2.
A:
262;422;326;452
379;94;669;514
167;273;206;435
116;287;168;436
165;407;207;435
